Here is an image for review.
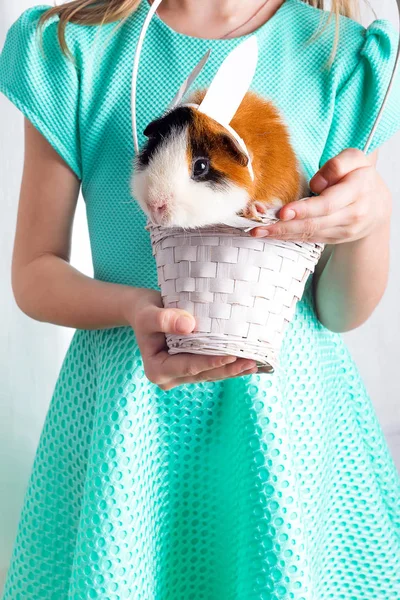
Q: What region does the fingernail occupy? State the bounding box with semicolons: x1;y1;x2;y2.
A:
254;229;269;237
281;209;296;221
311;175;328;193
176;316;194;333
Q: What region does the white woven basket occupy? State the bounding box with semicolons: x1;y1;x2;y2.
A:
146;216;324;373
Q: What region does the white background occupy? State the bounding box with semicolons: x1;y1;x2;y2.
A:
0;0;399;590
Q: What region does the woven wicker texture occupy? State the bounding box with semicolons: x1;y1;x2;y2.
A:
1;1;400;598
148;220;324;371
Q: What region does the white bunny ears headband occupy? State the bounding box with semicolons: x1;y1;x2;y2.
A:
169;40;258;181
132;0;400;179
131;0;258;181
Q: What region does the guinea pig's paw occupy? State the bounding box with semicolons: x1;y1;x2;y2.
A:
240;201;267;222
254;201;269;215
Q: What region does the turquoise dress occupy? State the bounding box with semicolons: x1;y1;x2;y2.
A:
1;1;400;598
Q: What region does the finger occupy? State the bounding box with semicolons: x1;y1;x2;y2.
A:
260;228;345;244
252;207;352;240
251;221;359;244
196;366;258;384
310;148;369;194
255;178;361;237
140;305;196;336
304;224;362;244
226;367;259;379
159;363;259;391
278;179;354;221
149;352;257;386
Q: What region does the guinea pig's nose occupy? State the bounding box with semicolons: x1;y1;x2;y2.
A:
154;202;167;213
149;196;169;211
148;196;170;224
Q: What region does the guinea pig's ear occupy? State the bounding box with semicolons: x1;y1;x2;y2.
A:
143;118;162;138
219;133;249;167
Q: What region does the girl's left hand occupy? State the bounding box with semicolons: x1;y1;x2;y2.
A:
250;148;392;244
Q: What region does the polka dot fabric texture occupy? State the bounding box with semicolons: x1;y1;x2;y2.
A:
1;1;400;598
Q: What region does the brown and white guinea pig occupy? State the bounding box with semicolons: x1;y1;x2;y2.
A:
131;88;308;228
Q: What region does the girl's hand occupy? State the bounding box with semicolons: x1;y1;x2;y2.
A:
123;288;258;391
250;148;392;244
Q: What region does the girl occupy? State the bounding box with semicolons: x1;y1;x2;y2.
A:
0;0;400;597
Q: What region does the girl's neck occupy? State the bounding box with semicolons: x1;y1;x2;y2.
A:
152;0;286;39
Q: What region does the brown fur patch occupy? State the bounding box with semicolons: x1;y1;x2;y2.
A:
187;100;252;191
187;88;302;209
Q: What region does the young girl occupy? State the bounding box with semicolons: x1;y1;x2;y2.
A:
1;0;400;597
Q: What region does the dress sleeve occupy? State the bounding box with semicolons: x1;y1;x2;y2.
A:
0;5;82;179
320;19;400;166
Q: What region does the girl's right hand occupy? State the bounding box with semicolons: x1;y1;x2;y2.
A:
123;288;258;391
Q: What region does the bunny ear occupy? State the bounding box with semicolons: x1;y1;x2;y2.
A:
168;50;211;110
197;35;259;127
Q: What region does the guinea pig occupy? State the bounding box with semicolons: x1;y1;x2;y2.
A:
131;88;308;228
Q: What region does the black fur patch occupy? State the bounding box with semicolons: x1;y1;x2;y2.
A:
189;136;229;191
137;106;230;191
136;107;193;169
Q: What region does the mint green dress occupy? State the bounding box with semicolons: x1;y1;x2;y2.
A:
1;1;400;598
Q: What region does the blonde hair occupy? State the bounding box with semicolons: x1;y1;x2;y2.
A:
38;0;361;64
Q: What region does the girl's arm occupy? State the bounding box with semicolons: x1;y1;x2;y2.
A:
312;217;390;333
12;118;154;329
13;118;257;388
311;150;391;332
249;148;392;333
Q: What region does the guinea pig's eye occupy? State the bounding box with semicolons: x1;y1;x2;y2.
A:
192;157;210;180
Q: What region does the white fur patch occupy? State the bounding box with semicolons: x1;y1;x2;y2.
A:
131;127;250;228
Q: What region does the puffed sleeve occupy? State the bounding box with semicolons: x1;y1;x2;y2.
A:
320;19;400;166
0;5;82;179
